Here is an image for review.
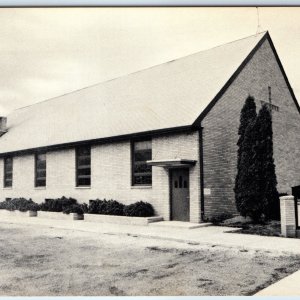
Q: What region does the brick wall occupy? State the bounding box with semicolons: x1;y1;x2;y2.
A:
0;131;201;222
202;38;300;219
152;131;200;222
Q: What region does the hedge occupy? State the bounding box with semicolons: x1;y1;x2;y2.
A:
0;196;155;217
39;196;77;212
88;199;154;217
123;201;154;217
0;198;39;212
88;199;125;216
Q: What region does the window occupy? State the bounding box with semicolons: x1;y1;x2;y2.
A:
4;157;13;188
76;146;91;186
35;153;46;187
132;140;152;185
183;180;188;188
179;176;183;188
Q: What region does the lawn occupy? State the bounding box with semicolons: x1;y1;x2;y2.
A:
0;221;300;296
221;220;282;237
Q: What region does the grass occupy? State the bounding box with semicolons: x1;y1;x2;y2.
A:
229;221;282;237
0;221;299;296
218;219;282;237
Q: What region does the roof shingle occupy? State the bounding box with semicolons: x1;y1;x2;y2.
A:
0;32;267;154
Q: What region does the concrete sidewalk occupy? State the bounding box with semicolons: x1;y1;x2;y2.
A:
1;215;300;254
255;270;300;296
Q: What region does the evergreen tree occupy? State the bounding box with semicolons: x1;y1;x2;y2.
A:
234;96;257;216
235;117;264;221
253;105;279;220
237;96;257;161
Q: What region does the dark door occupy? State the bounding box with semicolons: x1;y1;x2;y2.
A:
170;168;190;221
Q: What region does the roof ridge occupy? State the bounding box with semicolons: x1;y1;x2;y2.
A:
14;31;268;113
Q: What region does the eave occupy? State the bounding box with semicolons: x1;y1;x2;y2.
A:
0;124;199;158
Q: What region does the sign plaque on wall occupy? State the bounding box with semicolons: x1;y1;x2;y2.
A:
204;188;211;195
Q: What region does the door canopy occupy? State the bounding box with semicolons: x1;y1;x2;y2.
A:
147;159;196;168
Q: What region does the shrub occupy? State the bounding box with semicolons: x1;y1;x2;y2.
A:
105;200;125;216
63;204;84;215
0;199;8;209
26;202;40;212
209;213;234;224
39;196;77;212
88;199;125;216
80;203;89;213
123;201;154;217
88;199;154;217
88;199;100;214
0;198;39;212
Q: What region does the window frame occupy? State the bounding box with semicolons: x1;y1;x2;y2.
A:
75;146;91;187
131;139;152;186
35;152;47;188
3;156;13;188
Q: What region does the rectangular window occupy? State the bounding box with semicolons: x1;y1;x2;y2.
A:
76;146;91;187
35;153;46;187
4;157;13;188
132;140;152;185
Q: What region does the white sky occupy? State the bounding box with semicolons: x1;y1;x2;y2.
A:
0;7;299;115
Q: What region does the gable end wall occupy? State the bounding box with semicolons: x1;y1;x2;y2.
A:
202;38;300;219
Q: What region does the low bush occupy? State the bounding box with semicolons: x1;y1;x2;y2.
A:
0;198;39;212
88;199;101;214
0;196;155;218
208;213;234;224
123;201;154;217
105;200;125;216
80;203;89;213
63;204;85;215
88;199;125;216
39;196;77;212
88;199;154;217
26;202;40;212
0;199;8;210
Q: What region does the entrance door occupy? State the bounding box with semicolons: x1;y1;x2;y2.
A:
170;168;190;221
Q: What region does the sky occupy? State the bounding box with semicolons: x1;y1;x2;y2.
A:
0;7;300;115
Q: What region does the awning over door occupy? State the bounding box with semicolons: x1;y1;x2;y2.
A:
147;159;196;168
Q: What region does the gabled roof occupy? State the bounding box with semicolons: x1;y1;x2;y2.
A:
0;31;289;155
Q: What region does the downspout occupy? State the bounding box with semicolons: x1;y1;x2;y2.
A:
198;126;205;221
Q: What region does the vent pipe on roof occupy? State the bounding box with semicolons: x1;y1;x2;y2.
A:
0;117;7;137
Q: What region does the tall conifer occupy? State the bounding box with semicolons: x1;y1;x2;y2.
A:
234;96;257;216
254;104;279;220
